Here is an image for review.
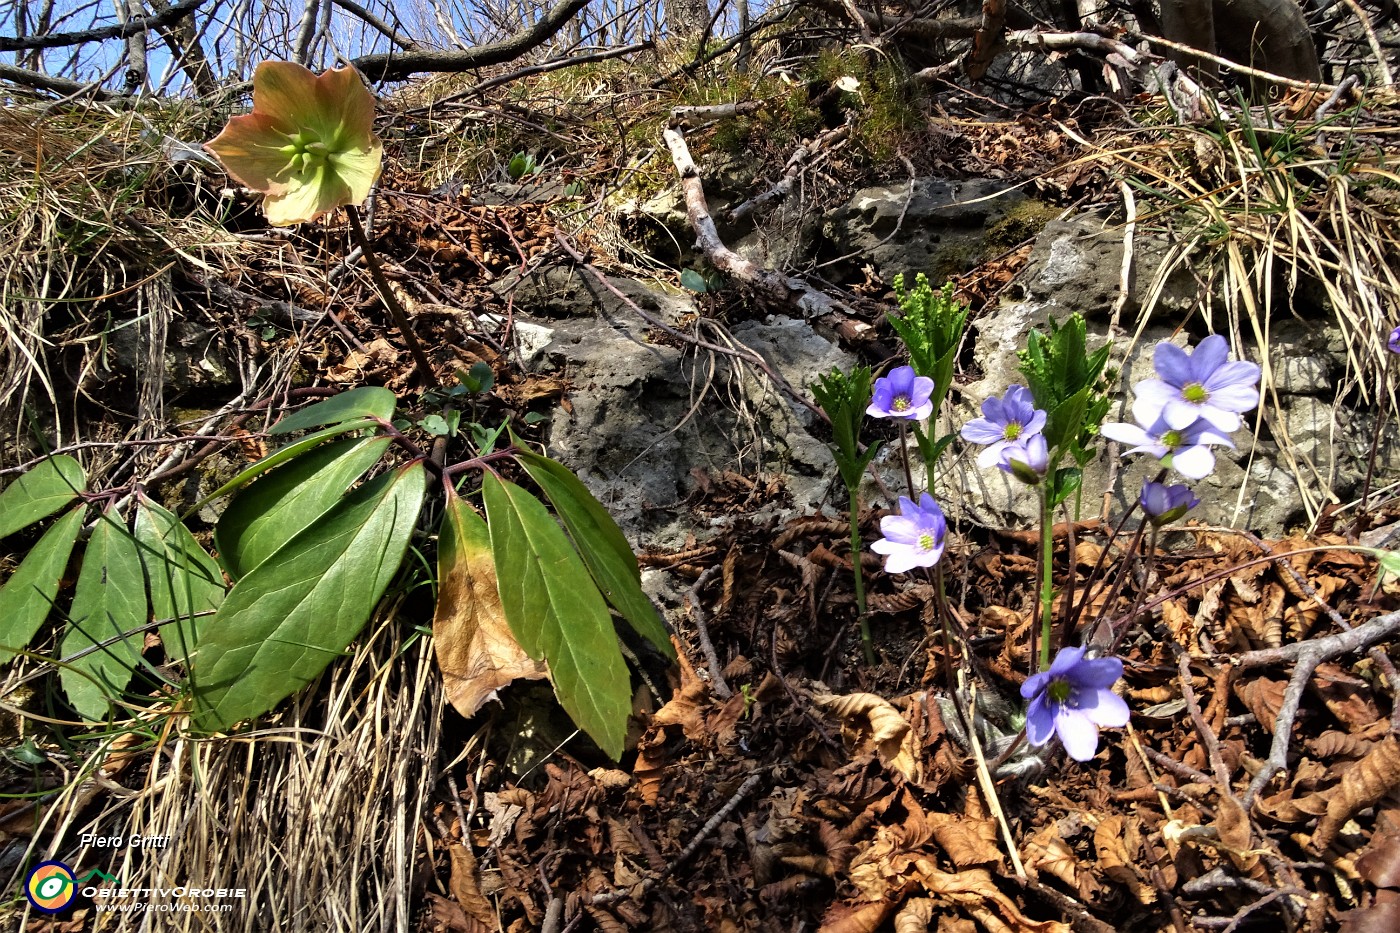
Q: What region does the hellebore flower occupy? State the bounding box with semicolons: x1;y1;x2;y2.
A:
1021;646;1129;761
871;493;946;573
206;61;383;226
867;365;935;420
1100;396;1236;480
1139;481;1199;526
996;433;1049;484
1389;325;1400;355
1134;335;1261;433
960;385;1048;468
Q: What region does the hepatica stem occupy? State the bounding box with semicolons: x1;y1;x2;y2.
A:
1038;480;1055;672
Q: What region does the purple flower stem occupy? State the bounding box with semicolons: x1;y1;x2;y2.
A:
1107;521;1160;656
1036;481;1055;671
345;204;436;387
896;421;917;501
1352;353;1393;539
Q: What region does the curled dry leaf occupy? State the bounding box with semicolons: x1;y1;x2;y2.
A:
447;844;495;925
926;812;1001;869
893;897;934;933
1357;822;1400;889
1094;816;1155;904
818;900;897;933
1023;823;1079;887
434;498;547;718
814;691;920;782
1315;736;1400;850
1212;795;1261;874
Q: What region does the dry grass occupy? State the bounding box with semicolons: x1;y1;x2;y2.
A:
4;602;443;931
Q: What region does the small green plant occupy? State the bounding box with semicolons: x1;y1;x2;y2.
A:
506;151;540;180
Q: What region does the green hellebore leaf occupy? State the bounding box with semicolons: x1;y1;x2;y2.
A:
0;455;85;541
0;506;85;664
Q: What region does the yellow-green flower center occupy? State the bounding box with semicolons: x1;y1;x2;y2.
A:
280;131;332;174
917;532;935;551
1004;422;1022;441
1182;382;1209;404
1161;430;1183;449
1048;679;1072;703
892;395;911;412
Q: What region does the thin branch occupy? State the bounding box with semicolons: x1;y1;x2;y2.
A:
0;0;207;52
330;0;420;52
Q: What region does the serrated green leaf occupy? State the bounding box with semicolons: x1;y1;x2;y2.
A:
0;506;85;663
269;387;396;435
0;456;86;541
183;418;383;520
516;450;674;658
61;510;149;720
214;436;391;579
680;268;708;293
191;462;425;732
482;474;630;759
134;497;225;664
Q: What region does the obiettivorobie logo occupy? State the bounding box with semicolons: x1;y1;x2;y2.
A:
24;861;118;913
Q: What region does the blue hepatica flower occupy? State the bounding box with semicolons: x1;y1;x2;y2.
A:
1139;481;1199;527
995;432;1049;485
1388;325;1400;355
960;385;1048;469
867;365;935;420
871;492;946;574
1134;335;1261;433
1100;396;1236;480
1022;646;1129;761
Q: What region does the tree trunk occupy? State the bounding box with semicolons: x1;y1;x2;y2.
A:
1157;0;1322;90
665;0;709;40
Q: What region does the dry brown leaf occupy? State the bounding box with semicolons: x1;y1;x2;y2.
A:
433;499;547;718
1234;675;1288;732
1213;795;1260;873
894;897;934;933
818;900;897;933
1315;736;1400;850
814;691;920;782
1023;823;1078;887
909;864;1070;933
446;844;495;925
1357;823;1400;889
1311;662;1381;731
926;812;1001;869
1094;815;1155;904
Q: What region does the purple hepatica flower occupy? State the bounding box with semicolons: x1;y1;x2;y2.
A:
1139;481;1199;527
1135;334;1261;433
871;493;946;574
960;385;1048;468
1389;325;1400;355
996;433;1049;485
1022;646;1129;761
867;365;935;420
1100;396;1236;480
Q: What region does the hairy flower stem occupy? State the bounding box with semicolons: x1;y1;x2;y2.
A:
897;421;917;499
849;485;876;666
1110;523;1160;656
1037;481;1055;672
1352;354;1393;539
344;204;436;386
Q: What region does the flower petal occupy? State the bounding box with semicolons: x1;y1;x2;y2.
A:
1204;382;1260;415
1069;655;1123;688
1082;690;1130;728
1021;671;1051;700
1048;645;1086;677
879;515;922;542
1132;380;1176;422
1169;444;1216;480
961;418;1007;445
1055;710;1102;761
1099;422;1152;447
205;111;297;193
327;141;383;207
262;164;348;226
1162;397;1202;430
1189;334;1230;383
1153;342;1193;386
1024;695;1055;745
976;441;1010;468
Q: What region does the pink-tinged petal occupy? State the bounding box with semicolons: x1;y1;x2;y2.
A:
205;110;296;193
1205;382;1260;414
961;418;1006;445
1099;422;1152;447
1162;397;1201;430
1188;334;1230;382
1169;445;1216;480
314;65;378;147
1083;690;1130;728
1153;342;1192;386
251;61;328;137
1055;711;1101;761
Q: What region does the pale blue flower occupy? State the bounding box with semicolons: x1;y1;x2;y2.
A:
1100;397;1236;480
871;493;946;574
1139;481;1199;526
1134;335;1260;433
996;433;1049;484
1022;646;1129;761
1388;325;1400;355
960;385;1048;469
867;365;935;420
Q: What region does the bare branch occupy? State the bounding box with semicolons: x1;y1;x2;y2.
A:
0;0;207;53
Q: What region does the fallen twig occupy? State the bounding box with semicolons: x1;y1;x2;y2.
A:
726;122;851;226
688;565;732;699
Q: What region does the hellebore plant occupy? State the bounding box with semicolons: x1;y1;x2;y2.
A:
1022;646;1129;761
205;61;434;383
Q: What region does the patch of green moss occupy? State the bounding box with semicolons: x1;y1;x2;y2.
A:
985;200;1061;250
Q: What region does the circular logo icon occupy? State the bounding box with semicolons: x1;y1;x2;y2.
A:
25;861;77;913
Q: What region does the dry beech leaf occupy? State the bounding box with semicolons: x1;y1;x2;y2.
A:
1315;736;1400;850
909;865;1070;933
894;898;934;933
1094;815;1155;904
447;844;495;925
434;498;547;718
1357;823;1400;889
1023;823;1078;887
936;917;978;933
1308;730;1377;760
814;691;920;782
926;812;1001;869
1213;795;1260;873
1311;662;1381;731
818;900;896;933
1234;676;1287;732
